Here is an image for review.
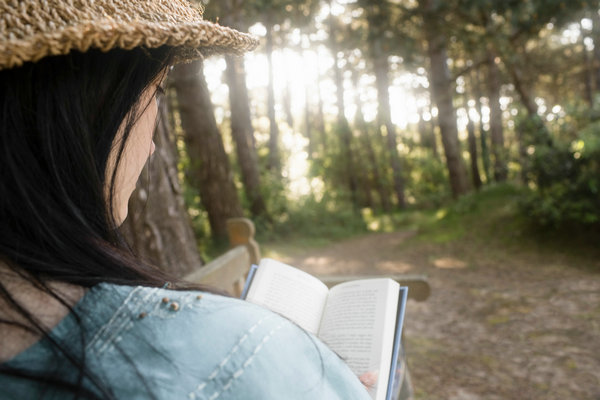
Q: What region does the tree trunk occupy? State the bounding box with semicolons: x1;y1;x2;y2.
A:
466;114;483;190
172;60;243;242
352;136;375;208
224;55;268;219
592;10;600;94
505;57;552;146
121;99;203;277
353;72;392;212
283;82;294;128
422;0;470;197
372;37;406;209
316;63;328;154
473;69;491;183
328;14;358;209
582;25;594;106
516;114;530;185
418;107;438;159
486;50;507;182
304;82;314;159
265;22;281;173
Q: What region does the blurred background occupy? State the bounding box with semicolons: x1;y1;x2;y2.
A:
121;0;600;398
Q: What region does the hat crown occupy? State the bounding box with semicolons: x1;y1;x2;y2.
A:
1;0;204;39
0;0;257;70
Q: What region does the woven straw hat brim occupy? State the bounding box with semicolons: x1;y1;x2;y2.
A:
0;0;259;71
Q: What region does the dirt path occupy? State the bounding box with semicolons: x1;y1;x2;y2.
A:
278;231;600;400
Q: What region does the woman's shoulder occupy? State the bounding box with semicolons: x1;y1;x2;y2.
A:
86;282;284;353
2;283;368;399
83;283;370;399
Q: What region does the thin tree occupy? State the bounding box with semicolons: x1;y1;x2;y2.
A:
473;68;492;183
486;50;508;182
224;54;269;219
420;0;470;197
370;28;406;208
464;100;483;190
352;68;392;212
328;11;359;209
264;15;282;173
417;105;439;159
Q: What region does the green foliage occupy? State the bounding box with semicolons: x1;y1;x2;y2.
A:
520;117;600;229
405;152;451;208
414;183;524;244
256;192;368;245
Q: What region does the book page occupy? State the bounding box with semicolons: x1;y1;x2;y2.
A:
245;259;329;334
317;279;399;400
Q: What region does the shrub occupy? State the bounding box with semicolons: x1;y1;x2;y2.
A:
521;120;600;229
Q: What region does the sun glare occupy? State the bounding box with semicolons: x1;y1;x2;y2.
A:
202;3;436;199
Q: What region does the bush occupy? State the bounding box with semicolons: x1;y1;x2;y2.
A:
256;192;367;244
521;120;600;229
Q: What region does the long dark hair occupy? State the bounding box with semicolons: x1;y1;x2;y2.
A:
0;46;184;398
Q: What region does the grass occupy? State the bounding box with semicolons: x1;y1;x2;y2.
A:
415;184;525;245
376;183;599;260
258;182;600;265
256;196;370;250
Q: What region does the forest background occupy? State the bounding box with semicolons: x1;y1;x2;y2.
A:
122;0;600;270
118;1;600;398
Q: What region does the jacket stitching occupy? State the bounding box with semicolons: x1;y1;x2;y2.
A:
189;314;277;399
88;286;159;355
210;322;285;400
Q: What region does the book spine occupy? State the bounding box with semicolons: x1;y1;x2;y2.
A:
240;264;259;299
385;287;408;400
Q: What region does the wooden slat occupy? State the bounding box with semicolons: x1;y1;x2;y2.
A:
184;246;251;297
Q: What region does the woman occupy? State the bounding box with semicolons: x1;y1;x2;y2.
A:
0;1;371;399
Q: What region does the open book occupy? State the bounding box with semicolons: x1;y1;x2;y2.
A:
242;258;408;400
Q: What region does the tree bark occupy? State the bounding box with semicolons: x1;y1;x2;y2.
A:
265;22;281;173
283;82;294;127
466;114;483;190
224;55;268;219
505;57;552;146
316;60;328;154
581;26;594;106
422;0;470;197
172;60;243;242
328;13;359;209
473;69;491;183
516;116;530;185
487;50;508;182
372;37;406;209
486;50;508;182
304;82;314;159
418;107;438;159
121;99;203;277
353;72;392;212
592;10;600;94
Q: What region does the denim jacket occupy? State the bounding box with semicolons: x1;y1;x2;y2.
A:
2;283;371;399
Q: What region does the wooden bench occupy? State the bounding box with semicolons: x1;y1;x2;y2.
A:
184;218;430;302
184;218;260;297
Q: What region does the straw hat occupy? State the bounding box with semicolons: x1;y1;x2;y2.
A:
0;0;259;71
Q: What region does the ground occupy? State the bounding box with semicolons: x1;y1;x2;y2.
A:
267;230;600;400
